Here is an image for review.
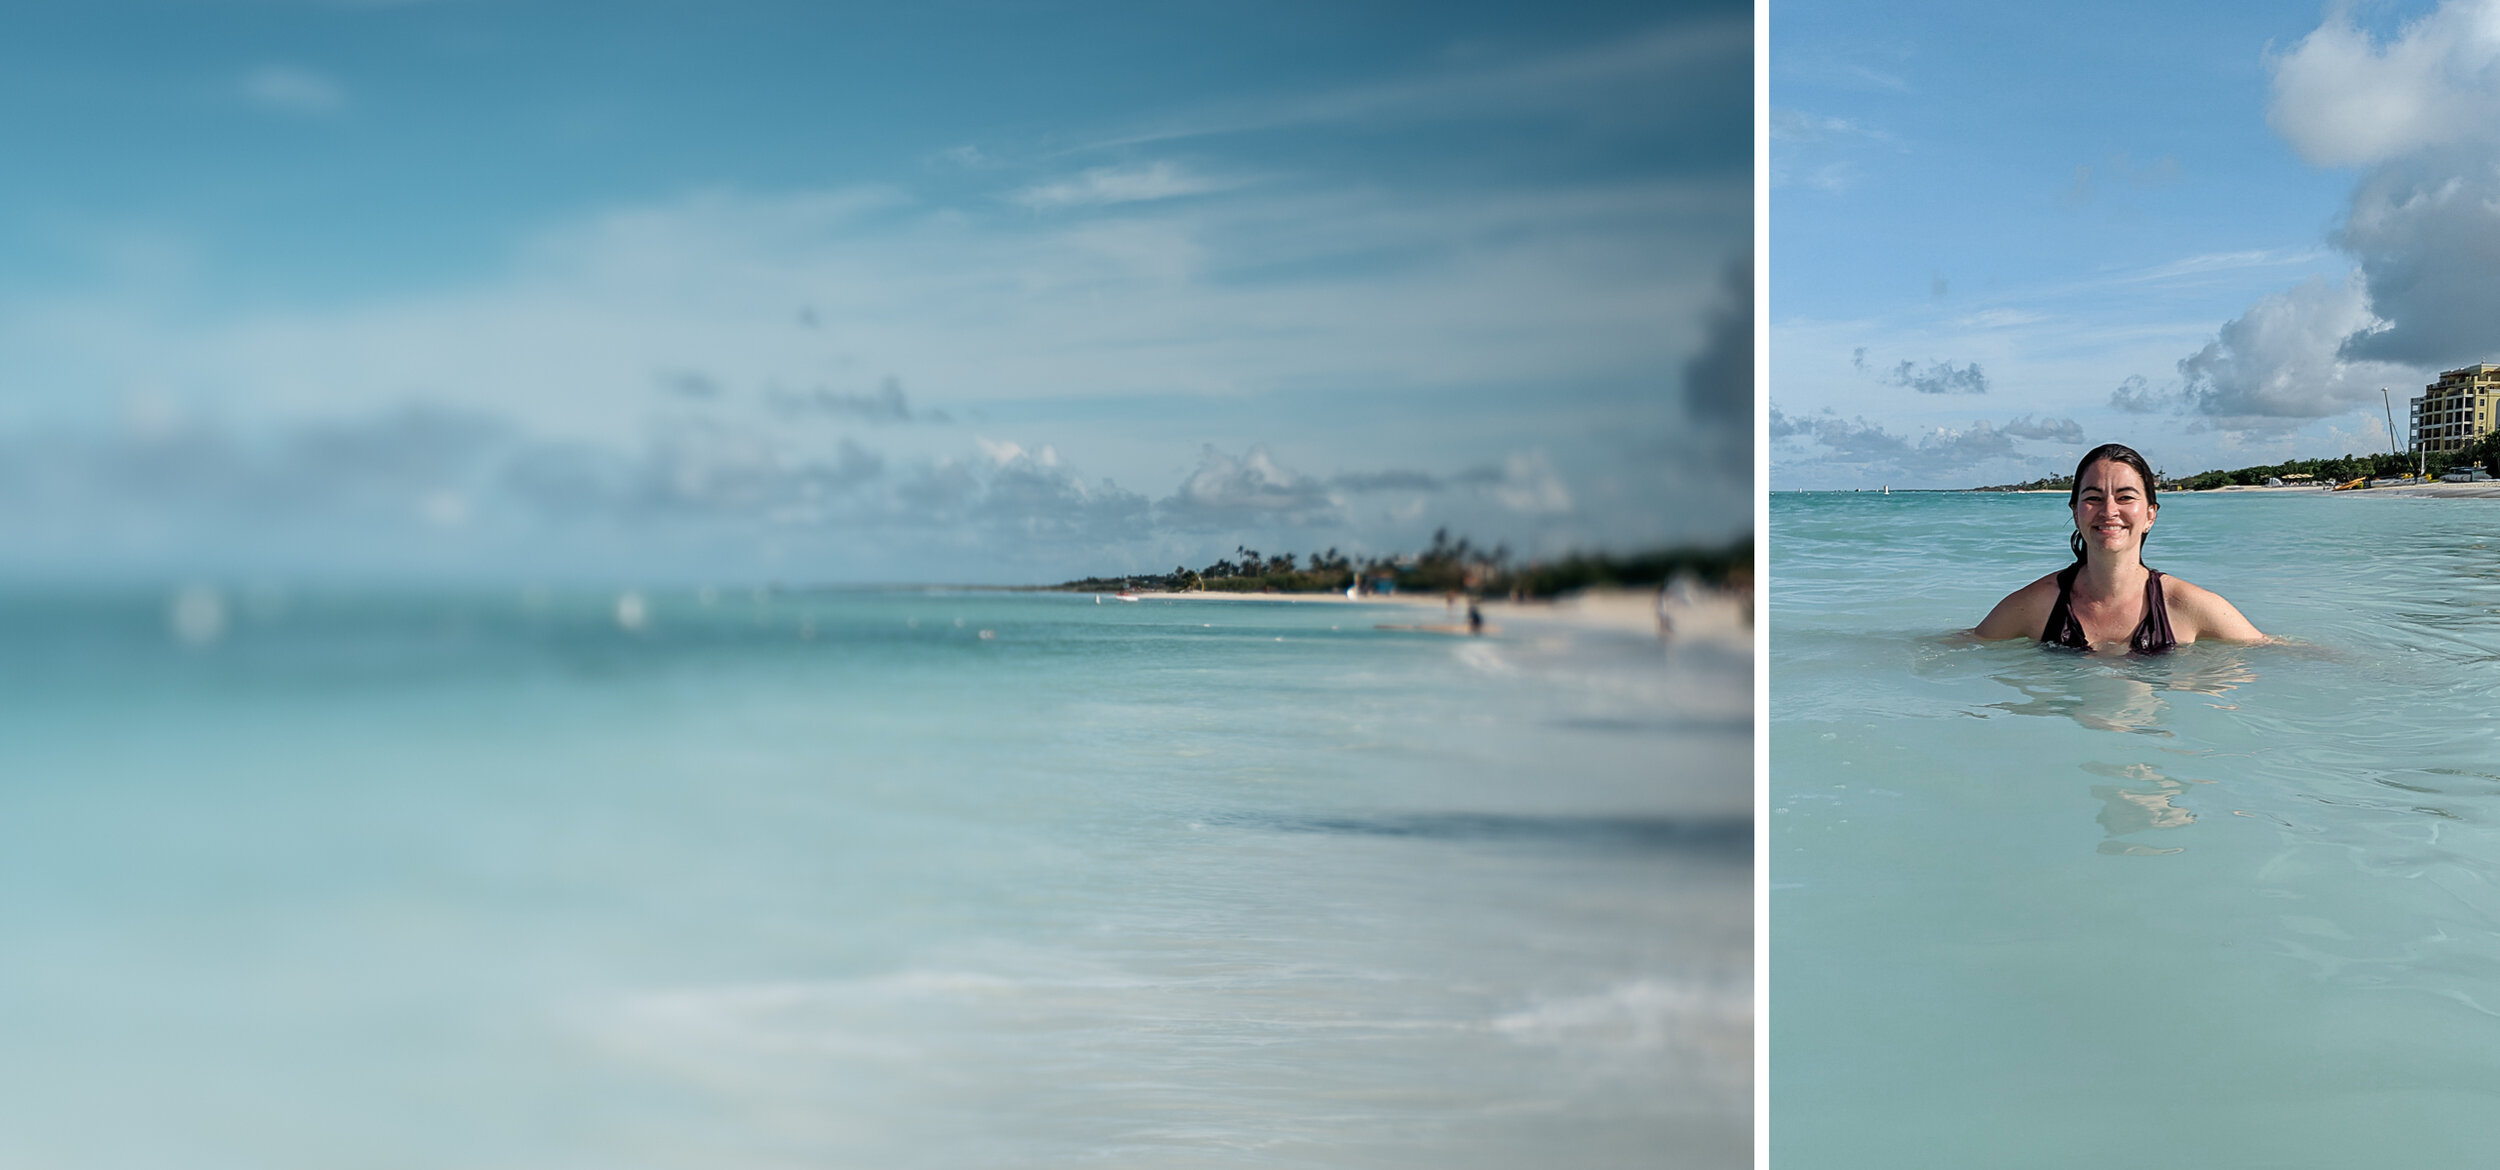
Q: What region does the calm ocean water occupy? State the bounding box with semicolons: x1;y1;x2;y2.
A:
1773;490;2500;1167
0;587;1747;1168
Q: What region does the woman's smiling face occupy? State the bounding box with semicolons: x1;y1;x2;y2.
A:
2073;457;2155;559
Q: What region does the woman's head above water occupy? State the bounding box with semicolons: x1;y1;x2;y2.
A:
2067;443;2157;511
2067;443;2158;565
1972;440;2265;649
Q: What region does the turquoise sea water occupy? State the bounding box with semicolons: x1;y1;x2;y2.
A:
1773;490;2500;1167
0;587;1747;1168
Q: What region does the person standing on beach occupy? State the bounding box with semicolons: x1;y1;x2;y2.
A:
1973;443;2263;652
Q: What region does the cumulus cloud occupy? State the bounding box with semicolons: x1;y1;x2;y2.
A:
1856;350;1988;394
634;423;885;517
955;444;1150;543
2174;274;2408;419
2001;415;2085;442
2332;154;2500;365
2265;2;2500;168
1484;451;1573;515
1772;406;2081;476
1157;445;1340;528
1895;359;1986;394
0;399;1212;580
1768;407;1910;461
2178;0;2500;421
2109;374;2170;414
242;66;347;117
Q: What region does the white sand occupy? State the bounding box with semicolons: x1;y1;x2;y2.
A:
1117;585;1753;649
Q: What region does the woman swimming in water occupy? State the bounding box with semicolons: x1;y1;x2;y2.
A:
1974;443;2262;652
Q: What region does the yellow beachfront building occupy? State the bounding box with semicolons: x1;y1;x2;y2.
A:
2408;364;2500;454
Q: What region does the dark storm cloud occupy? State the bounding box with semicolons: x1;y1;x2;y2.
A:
2333;153;2500;368
1682;255;1751;426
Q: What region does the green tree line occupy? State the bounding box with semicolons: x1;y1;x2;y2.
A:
1058;529;1751;599
1976;432;2499;493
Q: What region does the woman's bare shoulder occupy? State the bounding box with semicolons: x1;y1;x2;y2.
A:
2160;574;2265;642
1973;571;2064;640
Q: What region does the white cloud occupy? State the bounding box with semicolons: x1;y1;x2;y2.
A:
2174;273;2409;419
2266;0;2500;167
2161;0;2500;427
1771;407;2084;479
241;66;347;117
1769;109;1879;144
1158;445;1340;528
1487;451;1572;515
974;437;1057;469
7;176;1735;456
1010;162;1234;210
1769;106;1895;192
2130;248;2321;284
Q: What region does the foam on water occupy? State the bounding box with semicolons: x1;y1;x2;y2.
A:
1773;491;2500;1168
0;587;1747;1168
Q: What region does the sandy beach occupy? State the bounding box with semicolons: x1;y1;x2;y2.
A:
2348;481;2500;498
2170;481;2500;498
1109;585;1753;649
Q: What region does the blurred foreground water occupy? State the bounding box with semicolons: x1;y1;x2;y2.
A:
0;587;1747;1168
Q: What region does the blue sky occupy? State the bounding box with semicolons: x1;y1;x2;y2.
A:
1771;0;2500;489
0;0;1749;585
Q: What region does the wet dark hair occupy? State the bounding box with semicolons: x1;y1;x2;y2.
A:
2067;443;2158;563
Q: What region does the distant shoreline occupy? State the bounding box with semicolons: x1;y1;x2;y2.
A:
1069;585;1750;647
1777;484;2500;498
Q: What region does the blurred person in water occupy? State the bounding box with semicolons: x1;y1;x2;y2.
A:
1974;442;2262;653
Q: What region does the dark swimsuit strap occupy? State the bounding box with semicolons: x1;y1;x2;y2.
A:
2133;568;2174;655
2042;564;2175;654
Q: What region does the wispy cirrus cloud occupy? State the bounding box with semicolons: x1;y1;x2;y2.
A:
769;378;951;425
1086;17;1748;152
1010;162;1238;210
241;65;347;117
